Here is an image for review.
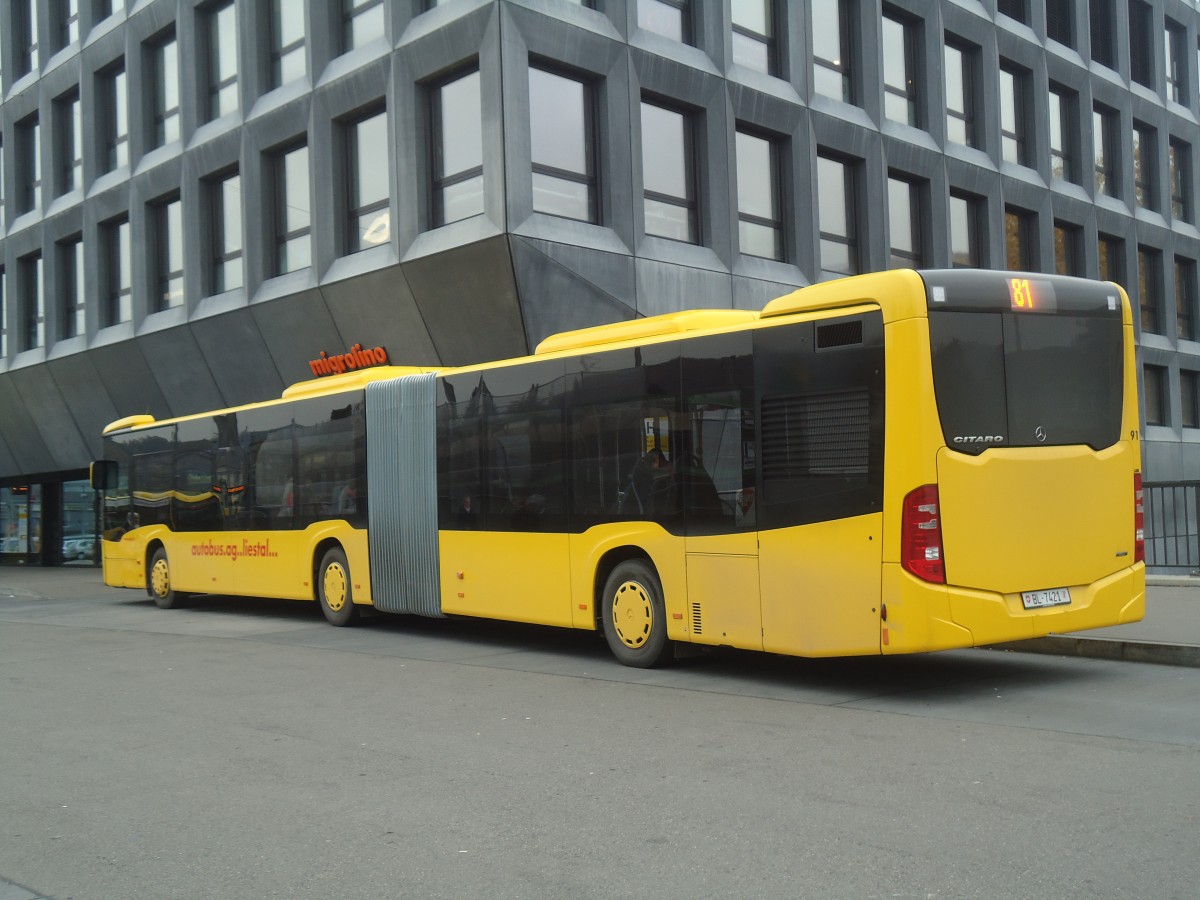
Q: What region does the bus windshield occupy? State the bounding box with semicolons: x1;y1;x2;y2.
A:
922;271;1125;453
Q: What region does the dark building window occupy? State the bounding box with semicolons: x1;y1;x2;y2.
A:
1000;63;1030;167
19;253;44;351
1129;1;1154;88
882;11;918;127
638;0;690;45
944;39;977;148
100;61;129;172
731;0;777;75
1005;206;1035;270
887;173;925;268
55;0;80;51
1143;365;1166;425
0;268;6;358
149;30;181;147
1139;245;1163;334
206;1;238;122
813;1;852;103
1047;0;1073;47
270;0;305;88
1133;122;1156;210
1094;104;1117;197
1170;138;1192;223
431;68;484;227
950;191;981;267
735;128;783;261
1054;221;1083;276
1176;256;1197;342
997;0;1027;23
55;89;82;196
1049;85;1076;183
209;169;243;294
641;100;697;243
272;143;311;275
16;115;41;215
15;0;38;77
1099;233;1124;285
343;0;384;52
817;152;859;275
1181;371;1200;429
1090;0;1116;68
346;108;391;251
97;0;125;19
102;216;132;327
1166;18;1187;105
152;195;184;311
529;67;597;224
58;235;84;339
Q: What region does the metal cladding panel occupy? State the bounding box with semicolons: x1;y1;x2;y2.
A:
366;373;443;616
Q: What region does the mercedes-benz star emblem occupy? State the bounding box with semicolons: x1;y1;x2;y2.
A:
1035;426;1047;442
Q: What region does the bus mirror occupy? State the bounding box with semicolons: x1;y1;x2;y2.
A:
90;460;116;491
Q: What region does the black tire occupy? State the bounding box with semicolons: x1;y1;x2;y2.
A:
601;559;673;668
147;546;187;609
317;546;358;626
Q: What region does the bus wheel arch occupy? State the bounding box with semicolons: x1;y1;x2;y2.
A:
596;551;674;668
314;541;358;627
147;543;187;609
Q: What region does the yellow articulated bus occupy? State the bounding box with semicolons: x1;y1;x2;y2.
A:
93;268;1145;667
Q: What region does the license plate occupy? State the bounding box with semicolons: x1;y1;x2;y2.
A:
1021;587;1071;610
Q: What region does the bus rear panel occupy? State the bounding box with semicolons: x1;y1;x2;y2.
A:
880;270;1144;653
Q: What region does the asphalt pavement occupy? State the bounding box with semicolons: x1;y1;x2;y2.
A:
2;564;1199;900
0;565;1196;667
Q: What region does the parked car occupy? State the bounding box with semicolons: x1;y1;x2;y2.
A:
62;536;96;561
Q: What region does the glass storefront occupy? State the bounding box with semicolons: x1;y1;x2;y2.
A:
62;479;99;565
1;479;98;566
1;485;41;561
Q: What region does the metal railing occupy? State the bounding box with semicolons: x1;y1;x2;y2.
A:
1144;482;1200;573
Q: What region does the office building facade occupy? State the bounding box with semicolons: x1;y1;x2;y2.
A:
1;0;1199;570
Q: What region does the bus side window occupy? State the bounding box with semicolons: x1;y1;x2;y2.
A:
132;447;174;529
440;392;483;529
571;402;674;520
253;437;294;529
683;393;755;531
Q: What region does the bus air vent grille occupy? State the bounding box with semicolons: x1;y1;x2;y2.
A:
761;391;870;479
816;319;863;350
691;602;703;635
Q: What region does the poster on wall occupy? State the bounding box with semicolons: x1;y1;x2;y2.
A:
2;488;29;555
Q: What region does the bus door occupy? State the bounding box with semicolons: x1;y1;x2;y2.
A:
682;392;762;652
753;315;886;657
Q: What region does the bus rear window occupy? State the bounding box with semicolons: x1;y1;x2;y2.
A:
928;310;1123;453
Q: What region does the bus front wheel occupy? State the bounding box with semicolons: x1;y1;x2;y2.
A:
601;559;673;668
317;547;358;627
148;547;187;609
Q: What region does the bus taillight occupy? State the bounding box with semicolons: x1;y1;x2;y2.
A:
902;485;945;584
1134;472;1145;564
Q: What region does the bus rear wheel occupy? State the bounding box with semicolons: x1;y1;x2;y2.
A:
601;559;673;668
317;547;358;627
148;547;187;609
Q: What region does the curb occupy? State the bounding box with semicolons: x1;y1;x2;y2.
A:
994;635;1200;668
1146;575;1200;586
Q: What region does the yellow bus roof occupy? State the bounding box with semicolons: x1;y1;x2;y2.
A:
534;309;759;355
102;366;434;435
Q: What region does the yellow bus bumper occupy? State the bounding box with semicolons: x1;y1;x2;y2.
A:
882;562;1146;654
